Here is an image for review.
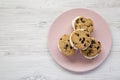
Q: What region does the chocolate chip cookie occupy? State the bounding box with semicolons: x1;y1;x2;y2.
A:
70;29;91;50
80;37;102;59
72;16;94;33
58;34;75;56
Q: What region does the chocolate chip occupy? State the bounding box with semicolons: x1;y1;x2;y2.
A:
68;40;69;42
85;29;89;32
87;40;89;43
90;24;93;26
81;41;84;43
81;37;85;43
91;40;96;44
87;50;92;56
97;46;100;50
83;37;85;41
75;33;79;37
87;53;90;56
98;41;100;44
64;44;68;49
80;18;83;21
66;44;68;48
82;40;84;43
87;25;90;27
86;34;90;37
79;38;81;41
84;44;86;46
80;18;85;23
81;18;85;23
70;46;73;49
76;19;79;23
89;45;92;48
60;38;62;40
82;21;85;23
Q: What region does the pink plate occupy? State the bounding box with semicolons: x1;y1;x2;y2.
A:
48;8;112;72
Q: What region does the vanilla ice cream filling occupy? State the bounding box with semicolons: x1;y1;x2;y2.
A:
79;50;99;59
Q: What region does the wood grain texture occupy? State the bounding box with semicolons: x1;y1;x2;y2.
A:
0;0;120;80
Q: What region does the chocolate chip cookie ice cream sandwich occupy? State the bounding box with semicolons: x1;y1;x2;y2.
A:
58;34;75;56
80;37;102;59
70;29;92;50
72;16;94;33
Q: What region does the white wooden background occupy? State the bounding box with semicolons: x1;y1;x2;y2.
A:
0;0;120;80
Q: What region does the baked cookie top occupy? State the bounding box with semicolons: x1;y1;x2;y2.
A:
72;16;94;33
81;37;102;59
70;29;91;50
58;34;75;56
